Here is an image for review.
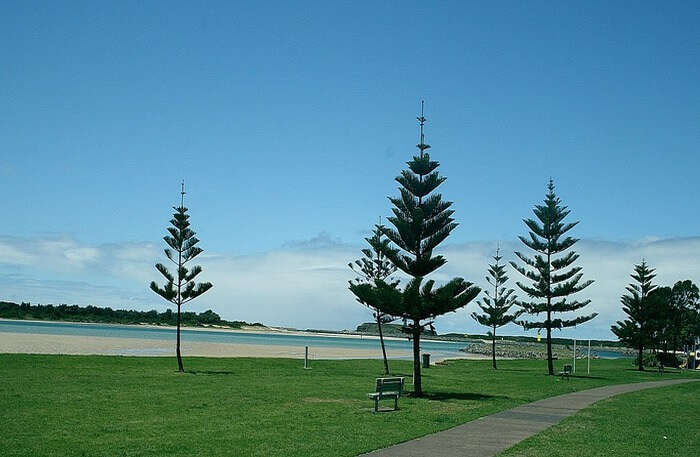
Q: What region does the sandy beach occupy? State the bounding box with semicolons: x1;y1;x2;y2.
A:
0;331;489;361
0;332;403;359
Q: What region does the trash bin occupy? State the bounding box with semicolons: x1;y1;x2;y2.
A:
422;353;430;368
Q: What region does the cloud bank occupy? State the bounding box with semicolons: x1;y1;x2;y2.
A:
1;234;699;339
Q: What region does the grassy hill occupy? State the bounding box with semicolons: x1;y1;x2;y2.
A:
355;322;437;337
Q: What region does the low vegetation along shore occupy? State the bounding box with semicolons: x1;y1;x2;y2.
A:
0;301;264;330
2;355;697;457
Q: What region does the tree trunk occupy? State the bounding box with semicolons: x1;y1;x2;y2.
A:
412;323;422;397
545;251;554;376
176;304;184;372
176;242;184;373
546;310;554;375
492;326;497;369
637;344;643;371
377;314;390;375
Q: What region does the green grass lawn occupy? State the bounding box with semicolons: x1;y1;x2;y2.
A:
500;381;700;457
1;354;697;456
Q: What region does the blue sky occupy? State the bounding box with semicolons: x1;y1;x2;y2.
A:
1;1;699;337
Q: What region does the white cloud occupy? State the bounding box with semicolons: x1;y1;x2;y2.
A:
1;234;699;339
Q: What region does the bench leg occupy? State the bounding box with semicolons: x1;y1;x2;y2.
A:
394;397;398;411
374;398;378;413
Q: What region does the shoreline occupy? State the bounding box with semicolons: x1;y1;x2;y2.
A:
0;317;462;344
0;331;488;362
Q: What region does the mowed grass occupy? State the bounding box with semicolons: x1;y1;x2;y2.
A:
1;354;697;457
500;381;700;457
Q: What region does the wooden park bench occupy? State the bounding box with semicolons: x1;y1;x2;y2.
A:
368;377;404;412
558;364;572;380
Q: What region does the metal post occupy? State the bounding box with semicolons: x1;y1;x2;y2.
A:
573;339;576;373
304;346;309;369
587;339;591;375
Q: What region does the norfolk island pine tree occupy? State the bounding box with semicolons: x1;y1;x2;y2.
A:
471;246;521;369
510;180;597;375
611;261;658;371
150;182;213;372
353;103;480;396
349;221;398;375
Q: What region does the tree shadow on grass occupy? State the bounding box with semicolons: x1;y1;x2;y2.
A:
641;369;690;377
620;368;687;375
419;391;508;401
386;372;413;378
569;375;609;380
187;370;235;375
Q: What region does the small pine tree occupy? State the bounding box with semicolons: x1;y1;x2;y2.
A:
471;247;521;369
611;261;657;371
511;179;597;375
150;182;213;372
370;103;480;396
349;221;398;375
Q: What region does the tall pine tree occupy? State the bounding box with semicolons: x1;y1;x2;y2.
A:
150;182;213;372
511;180;597;375
349;221;398;375
471;247;521;369
363;103;480;396
611;261;657;371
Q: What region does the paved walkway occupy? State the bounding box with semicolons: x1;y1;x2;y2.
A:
363;378;698;457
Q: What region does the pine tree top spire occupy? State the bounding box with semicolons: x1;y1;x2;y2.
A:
416;100;431;157
180;179;186;208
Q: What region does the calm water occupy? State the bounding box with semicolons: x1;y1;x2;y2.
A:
0;320;629;359
0;320;472;359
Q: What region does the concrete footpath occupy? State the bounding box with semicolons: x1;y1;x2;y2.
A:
362;378;698;457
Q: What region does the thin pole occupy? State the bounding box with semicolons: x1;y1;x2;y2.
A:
587;339;591;374
304;346;309;369
573;338;576;373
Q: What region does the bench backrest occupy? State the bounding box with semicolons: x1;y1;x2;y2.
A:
375;377;404;394
563;364;572;374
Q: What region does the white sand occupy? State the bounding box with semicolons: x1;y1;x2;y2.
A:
0;332;406;359
0;331;486;361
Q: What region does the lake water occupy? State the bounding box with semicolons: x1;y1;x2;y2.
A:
0;320;472;359
0;320;630;359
